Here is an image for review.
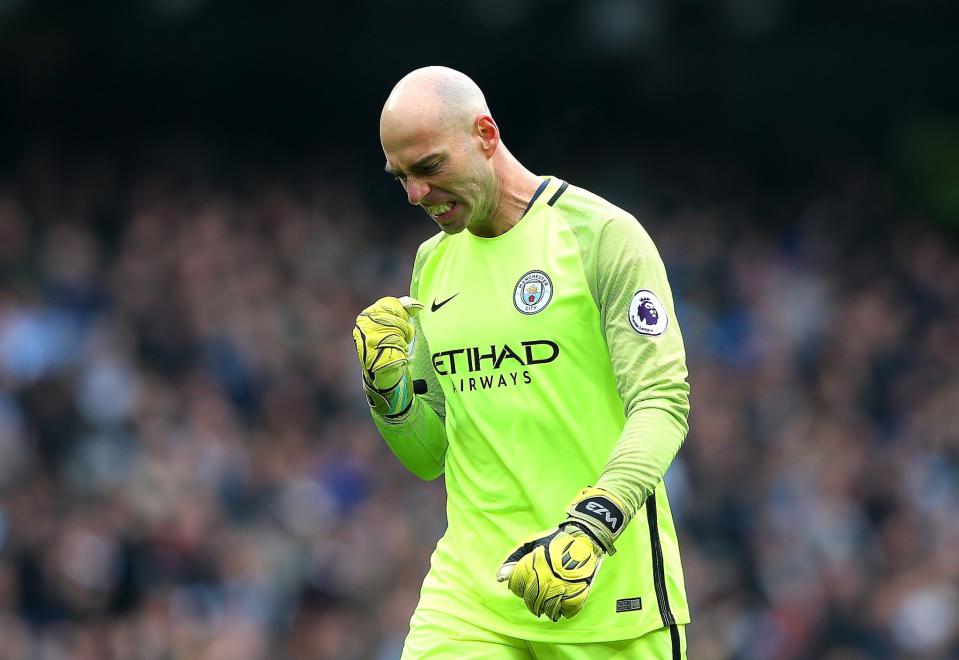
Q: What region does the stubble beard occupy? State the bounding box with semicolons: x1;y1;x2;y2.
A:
463;167;500;237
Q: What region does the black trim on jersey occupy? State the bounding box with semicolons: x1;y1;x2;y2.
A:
669;624;681;660
522;178;551;217
547;181;569;206
646;494;676;627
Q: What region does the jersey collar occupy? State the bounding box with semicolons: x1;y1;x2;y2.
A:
524;176;568;219
522;177;551;217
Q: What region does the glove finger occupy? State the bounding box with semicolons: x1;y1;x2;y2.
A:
361;296;411;317
518;547;550;616
368;340;411;371
507;552;537;603
352;325;367;364
559;583;591;619
398;296;424;317
368;348;409;378
354;309;411;375
362;297;417;332
360;310;414;345
355;326;404;380
370;362;407;393
543;594;563;622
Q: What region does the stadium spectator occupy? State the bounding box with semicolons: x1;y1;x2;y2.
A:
0;151;956;659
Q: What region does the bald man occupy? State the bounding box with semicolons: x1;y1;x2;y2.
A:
354;67;691;659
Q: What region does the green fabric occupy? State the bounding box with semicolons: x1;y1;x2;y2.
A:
373;395;446;481
554;191;690;518
404;599;687;659
370;177;690;641
372;234;450;481
409;233;451;425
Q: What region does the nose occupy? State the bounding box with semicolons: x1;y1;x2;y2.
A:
405;178;430;206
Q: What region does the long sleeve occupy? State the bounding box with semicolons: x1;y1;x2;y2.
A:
372;401;446;480
370;239;449;480
584;214;690;519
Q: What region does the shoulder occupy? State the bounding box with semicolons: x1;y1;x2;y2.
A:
413;231;452;268
549;181;650;250
552;181;631;216
415;231;447;258
411;231;453;292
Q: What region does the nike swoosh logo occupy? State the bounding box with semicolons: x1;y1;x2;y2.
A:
431;293;459;312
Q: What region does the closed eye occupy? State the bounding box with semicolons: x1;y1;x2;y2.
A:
384;154;444;181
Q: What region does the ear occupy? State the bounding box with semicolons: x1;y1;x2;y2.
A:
475;115;499;157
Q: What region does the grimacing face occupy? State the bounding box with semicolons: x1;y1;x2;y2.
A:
382;120;496;235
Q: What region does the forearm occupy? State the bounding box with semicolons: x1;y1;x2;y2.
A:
372;395;448;480
595;398;689;519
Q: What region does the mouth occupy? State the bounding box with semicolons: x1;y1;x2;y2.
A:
424;201;458;223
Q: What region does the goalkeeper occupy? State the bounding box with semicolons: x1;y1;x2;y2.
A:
354;66;691;659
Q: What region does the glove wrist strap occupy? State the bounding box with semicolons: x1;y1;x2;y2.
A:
364;370;413;419
563;487;629;556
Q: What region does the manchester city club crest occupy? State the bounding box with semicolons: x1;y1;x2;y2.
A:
513;270;553;314
628;289;668;336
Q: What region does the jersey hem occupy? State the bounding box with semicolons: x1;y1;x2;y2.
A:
413;592;690;644
489;616;693;644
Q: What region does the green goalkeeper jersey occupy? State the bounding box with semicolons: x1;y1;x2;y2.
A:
374;177;690;642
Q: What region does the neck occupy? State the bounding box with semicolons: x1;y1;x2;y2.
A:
467;146;542;238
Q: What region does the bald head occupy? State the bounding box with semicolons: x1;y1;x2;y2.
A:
381;66;490;139
380;67;536;237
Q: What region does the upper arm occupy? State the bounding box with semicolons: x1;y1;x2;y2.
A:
590;215;690;428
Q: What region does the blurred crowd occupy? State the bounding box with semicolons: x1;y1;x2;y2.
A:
0;150;956;659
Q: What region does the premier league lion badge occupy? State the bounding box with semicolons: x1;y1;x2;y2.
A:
514;270;553;314
628;289;668;335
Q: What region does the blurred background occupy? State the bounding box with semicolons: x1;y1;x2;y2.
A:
1;1;958;658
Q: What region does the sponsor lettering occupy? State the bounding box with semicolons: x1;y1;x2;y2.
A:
432;340;559;375
433;340;559;393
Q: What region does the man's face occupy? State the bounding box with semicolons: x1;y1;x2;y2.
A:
381;118;494;235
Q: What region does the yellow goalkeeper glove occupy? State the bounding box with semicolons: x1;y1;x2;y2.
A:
497;487;630;621
352;296;423;417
